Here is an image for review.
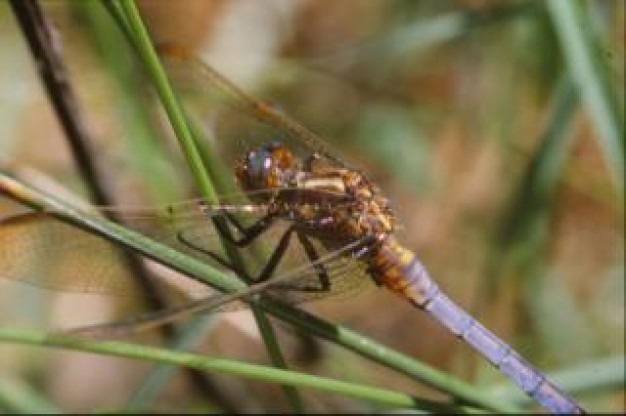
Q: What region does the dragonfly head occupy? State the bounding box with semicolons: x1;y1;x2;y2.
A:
235;142;297;192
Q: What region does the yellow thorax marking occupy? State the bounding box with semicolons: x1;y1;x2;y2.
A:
301;177;346;193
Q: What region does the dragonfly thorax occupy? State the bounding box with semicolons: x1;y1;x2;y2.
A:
235;142;395;250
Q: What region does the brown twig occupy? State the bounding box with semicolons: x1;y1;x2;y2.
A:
7;0;225;407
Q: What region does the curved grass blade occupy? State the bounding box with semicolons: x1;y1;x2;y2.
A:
0;172;519;412
546;0;625;194
0;326;474;413
115;0;303;409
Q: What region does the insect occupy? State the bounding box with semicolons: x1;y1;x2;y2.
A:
0;49;584;414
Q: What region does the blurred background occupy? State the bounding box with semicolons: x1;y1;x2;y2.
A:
0;0;623;413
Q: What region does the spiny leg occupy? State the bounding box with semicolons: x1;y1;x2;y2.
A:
292;231;331;292
255;230;333;294
211;221;333;292
287;234;378;293
179;211;334;293
175;211;277;275
255;225;297;283
178;216;298;285
176;228;246;277
212;210;275;247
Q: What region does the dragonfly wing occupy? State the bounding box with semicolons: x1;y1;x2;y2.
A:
264;255;373;305
0;212;133;294
160;46;347;168
154;211;374;306
230;223;375;305
0;185;362;296
63;233;377;339
0;201;267;295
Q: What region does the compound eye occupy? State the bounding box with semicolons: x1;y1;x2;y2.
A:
246;148;273;189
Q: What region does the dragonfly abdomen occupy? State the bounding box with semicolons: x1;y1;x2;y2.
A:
369;236;440;306
370;237;584;414
424;290;584;413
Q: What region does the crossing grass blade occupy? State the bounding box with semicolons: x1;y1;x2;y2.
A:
114;1;304;410
0;172;520;413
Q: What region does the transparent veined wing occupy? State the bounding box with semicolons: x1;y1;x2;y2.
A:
159;45;351;169
59;234;375;339
0;199;230;295
0;194;374;302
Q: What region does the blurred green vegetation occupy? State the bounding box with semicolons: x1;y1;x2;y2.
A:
0;0;623;413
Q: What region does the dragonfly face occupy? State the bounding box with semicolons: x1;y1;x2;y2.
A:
235;141;297;191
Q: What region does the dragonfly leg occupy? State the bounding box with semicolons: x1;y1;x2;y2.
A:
175;211;278;275
176;230;247;277
255;225;297;283
293;231;330;292
255;228;331;293
214;211;276;247
180;213;333;294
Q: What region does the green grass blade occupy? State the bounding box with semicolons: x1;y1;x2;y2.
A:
308;4;533;68
0;375;59;414
0;172;519;412
249;308;305;412
0;326;473;413
116;0;217;203
499;75;578;248
546;0;625;194
78;0;181;204
477;75;579;309
125;313;218;410
114;1;303;409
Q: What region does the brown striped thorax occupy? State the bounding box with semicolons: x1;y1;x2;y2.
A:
234;142;395;253
234;142;430;301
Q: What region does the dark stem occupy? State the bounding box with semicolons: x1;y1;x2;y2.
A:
8;0;222;406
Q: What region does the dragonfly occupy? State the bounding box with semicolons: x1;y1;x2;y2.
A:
0;47;584;414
